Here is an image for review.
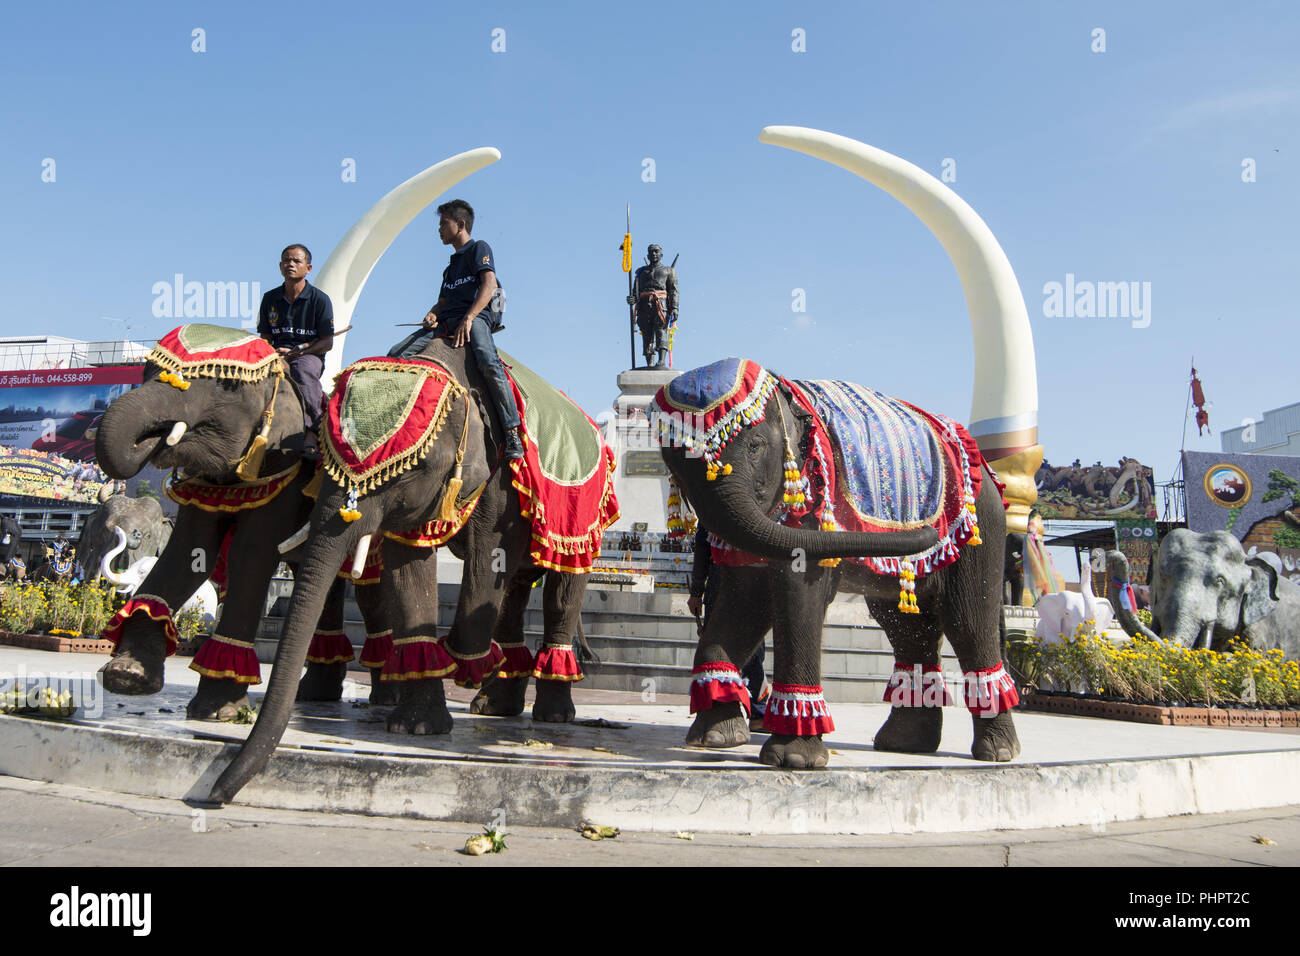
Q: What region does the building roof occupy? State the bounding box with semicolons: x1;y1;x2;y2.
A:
1221;401;1300;456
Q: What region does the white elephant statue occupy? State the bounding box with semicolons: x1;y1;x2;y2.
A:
100;527;219;631
1034;548;1114;645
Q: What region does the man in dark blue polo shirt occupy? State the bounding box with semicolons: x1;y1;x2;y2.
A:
257;243;333;432
388;199;523;460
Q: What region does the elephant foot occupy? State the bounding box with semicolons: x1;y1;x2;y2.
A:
368;668;399;706
759;734;828;769
873;706;943;754
186;676;251;721
970;711;1021;762
99;633;165;696
685;702;749;748
532;680;575;723
469;676;527;717
296;662;346;701
385;679;453;735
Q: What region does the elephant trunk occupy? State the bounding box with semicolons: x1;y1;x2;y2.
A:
207;490;375;805
677;453;937;561
94;385;173;479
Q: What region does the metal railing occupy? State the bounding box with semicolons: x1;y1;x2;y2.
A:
0;340;156;370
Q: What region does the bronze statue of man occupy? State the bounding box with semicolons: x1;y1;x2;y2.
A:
627;244;678;369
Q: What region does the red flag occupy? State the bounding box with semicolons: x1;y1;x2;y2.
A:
1191;367;1210;436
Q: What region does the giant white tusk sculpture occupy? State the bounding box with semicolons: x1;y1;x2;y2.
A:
758;126;1042;532
313;147;503;384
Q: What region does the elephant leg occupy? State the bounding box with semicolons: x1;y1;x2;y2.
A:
382;542;453;736
686;566;772;749
940;477;1021;762
869;598;946;754
353;580;398;705
758;562;836;769
532;569;587;723
470;565;543;717
101;506;227;696
186;498;301;720
295;576;350;702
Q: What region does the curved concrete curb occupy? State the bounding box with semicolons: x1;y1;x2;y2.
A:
4;715;1300;835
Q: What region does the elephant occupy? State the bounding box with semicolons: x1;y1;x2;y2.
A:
1105;549;1153;640
1033;548;1113;644
207;339;618;805
93;324;395;719
653;358;1017;770
1;515;23;581
1133;529;1300;657
76;491;171;585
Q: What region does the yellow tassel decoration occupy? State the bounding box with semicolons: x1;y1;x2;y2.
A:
234;432;267;481
722;463;732;476
969;523;982;546
438;472;463;523
340;507;362;522
159;371;190;391
301;467;323;500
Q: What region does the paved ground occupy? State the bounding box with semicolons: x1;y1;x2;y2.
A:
0;774;1297;866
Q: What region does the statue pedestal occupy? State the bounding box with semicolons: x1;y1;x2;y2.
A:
605;368;679;532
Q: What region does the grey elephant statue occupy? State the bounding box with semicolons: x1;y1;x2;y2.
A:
652;358;1017;770
1124;529;1300;658
207;341;619;804
93;324;395;718
77;491;171;586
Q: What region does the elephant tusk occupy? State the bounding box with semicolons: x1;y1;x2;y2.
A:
313;147;502;386
277;522;311;554
165;421;187;446
758;126;1040;528
350;534;372;580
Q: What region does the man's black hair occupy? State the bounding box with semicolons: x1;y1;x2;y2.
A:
281;244;312;265
437;199;475;234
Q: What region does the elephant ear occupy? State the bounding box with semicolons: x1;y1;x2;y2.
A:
1242;559;1281;629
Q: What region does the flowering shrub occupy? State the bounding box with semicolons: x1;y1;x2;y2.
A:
1028;627;1300;706
0;580;123;637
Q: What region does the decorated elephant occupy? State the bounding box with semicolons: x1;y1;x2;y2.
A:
77;491;171;586
207;340;619;804
652;358;1016;769
93;324;395;718
1104;549;1154;641
1131;529;1300;657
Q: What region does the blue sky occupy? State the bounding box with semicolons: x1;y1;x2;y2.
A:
2;1;1298;506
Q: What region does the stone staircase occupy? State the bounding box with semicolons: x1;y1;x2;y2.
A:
257;572;1041;704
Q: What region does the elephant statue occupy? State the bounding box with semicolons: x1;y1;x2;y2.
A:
1105;549;1154;640
652;357;1017;770
1138;529;1300;657
1;515;23;581
1033;548;1114;644
100;525;219;630
77;491;171;586
93;324;395;718
207;340;619;804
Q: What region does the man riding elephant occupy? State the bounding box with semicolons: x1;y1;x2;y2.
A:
627;244;678;369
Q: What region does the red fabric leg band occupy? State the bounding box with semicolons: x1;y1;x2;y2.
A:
689;661;751;715
532;645;583;682
447;639;506;688
762;683;834;736
189;634;262;684
883;662;953;707
101;595;179;657
964;663;1020;716
381;636;456;682
305;630;355;665
497;642;536;679
359;630;394;669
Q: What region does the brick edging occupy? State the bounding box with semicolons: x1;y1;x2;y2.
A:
1019;693;1297;728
